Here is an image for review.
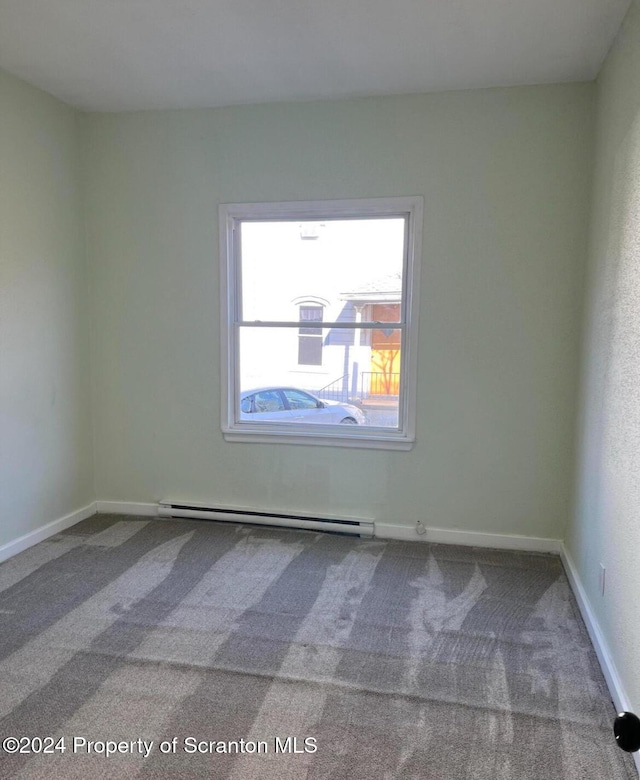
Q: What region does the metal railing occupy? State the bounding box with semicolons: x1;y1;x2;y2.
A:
310;371;400;403
314;374;350;403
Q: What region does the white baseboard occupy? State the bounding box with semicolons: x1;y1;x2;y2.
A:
0;502;97;565
375;522;562;553
96;501;158;516
561;545;640;775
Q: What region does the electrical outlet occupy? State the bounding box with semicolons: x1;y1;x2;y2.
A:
599;563;606;596
416;520;427;536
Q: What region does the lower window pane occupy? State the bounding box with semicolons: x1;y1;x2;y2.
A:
238;327;401;429
298;336;323;365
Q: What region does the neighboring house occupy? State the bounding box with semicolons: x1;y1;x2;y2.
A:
339;273;402;398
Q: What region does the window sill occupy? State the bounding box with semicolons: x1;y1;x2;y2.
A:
222;426;415;451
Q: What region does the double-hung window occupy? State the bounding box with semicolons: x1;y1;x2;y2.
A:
219;197;423;450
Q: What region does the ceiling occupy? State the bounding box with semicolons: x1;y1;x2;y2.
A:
0;0;632;112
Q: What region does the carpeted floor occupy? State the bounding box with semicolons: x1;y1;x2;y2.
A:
0;515;635;779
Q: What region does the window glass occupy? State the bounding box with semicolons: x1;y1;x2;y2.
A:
298;336;323;366
283;389;320;410
253;390;285;413
240;220;405;323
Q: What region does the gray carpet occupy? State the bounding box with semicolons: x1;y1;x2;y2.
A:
0;515;635;779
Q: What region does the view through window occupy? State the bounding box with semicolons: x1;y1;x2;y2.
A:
220;198;423;448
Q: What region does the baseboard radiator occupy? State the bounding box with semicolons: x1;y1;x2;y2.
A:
157;501;375;538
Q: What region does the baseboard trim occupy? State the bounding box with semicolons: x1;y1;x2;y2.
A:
560;545;640;774
94;505;561;553
375;523;562;553
0;502;97;564
96;501;158;517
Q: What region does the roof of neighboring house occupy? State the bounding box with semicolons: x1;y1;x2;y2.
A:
340;272;402;303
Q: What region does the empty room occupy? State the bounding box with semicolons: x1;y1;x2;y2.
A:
1;0;639;777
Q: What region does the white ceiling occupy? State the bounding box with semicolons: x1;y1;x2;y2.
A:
0;0;632;112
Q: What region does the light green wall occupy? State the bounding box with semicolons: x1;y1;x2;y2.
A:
567;0;640;709
83;83;593;538
0;69;94;547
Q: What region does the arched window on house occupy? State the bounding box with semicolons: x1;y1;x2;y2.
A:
297;303;324;366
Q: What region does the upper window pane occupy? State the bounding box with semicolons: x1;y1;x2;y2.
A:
240;219;405;323
299;305;323;334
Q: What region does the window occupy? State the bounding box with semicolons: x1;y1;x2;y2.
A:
219;197;423;450
298;305;324;365
283;389;321;410
249;390;286;414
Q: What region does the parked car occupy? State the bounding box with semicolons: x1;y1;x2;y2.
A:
240;387;366;425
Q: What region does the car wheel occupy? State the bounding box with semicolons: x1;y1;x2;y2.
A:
339;417;358;424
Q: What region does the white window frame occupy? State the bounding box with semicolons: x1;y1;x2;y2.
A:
219;197;423;450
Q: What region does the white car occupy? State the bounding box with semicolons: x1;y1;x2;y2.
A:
240;387;366;425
